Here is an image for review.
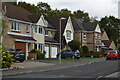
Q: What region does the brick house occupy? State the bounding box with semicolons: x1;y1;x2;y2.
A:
101;29;116;50
72;18;104;51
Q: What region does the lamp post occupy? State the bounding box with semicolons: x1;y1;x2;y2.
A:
59;17;66;64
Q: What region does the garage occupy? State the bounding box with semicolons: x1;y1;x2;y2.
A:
51;45;57;58
45;45;49;58
15;41;26;55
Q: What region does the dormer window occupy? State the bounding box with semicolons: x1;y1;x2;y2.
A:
83;33;86;39
66;31;71;39
11;21;20;31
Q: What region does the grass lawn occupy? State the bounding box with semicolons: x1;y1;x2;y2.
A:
40;58;81;62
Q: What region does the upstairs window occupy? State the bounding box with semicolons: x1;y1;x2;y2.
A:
83;33;86;39
34;26;37;34
66;31;71;39
45;30;48;36
95;33;97;39
11;21;20;31
39;26;43;34
99;34;101;39
26;24;29;32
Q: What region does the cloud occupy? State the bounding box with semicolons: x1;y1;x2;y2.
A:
17;0;119;20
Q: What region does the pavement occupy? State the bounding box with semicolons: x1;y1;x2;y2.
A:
2;58;105;76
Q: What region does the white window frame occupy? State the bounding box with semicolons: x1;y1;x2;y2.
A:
11;21;20;31
99;34;101;39
83;33;86;39
39;26;43;34
26;24;29;32
45;30;48;36
34;26;38;34
95;33;97;39
66;31;71;39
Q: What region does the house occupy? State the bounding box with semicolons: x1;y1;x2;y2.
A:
44;16;74;58
101;29;116;50
72;18;104;51
28;14;45;53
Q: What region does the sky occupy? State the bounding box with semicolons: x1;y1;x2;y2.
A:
17;0;120;20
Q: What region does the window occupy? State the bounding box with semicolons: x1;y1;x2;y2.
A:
66;31;71;39
39;26;43;34
11;21;20;31
26;24;29;32
34;26;37;33
83;33;86;39
34;44;43;52
99;34;101;39
34;43;37;49
45;30;48;36
95;33;97;39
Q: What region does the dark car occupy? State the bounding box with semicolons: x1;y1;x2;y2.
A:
8;49;25;62
57;50;80;59
106;50;120;60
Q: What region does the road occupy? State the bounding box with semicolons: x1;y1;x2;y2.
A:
3;60;120;79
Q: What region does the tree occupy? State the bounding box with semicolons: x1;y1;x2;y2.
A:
82;46;89;53
68;40;81;51
99;16;120;45
73;10;90;22
37;2;51;16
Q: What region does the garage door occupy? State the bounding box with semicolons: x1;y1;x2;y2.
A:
51;46;57;58
45;45;49;58
15;41;26;54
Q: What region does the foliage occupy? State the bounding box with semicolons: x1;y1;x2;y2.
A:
82;46;89;53
68;40;81;51
99;16;120;45
30;49;45;59
2;46;13;68
73;10;90;22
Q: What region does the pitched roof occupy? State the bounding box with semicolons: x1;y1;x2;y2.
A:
2;3;32;22
45;16;69;42
82;22;97;31
45;36;58;43
102;40;112;47
71;18;98;32
28;14;41;23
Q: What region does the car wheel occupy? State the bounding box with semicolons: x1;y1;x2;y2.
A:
19;59;24;62
106;58;110;60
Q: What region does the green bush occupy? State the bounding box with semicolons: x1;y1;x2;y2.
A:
68;40;81;51
30;49;45;59
2;46;13;68
82;46;89;53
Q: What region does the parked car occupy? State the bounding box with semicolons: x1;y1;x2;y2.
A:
106;50;120;60
57;50;80;59
8;49;25;62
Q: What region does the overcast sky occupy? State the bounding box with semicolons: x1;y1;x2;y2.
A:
17;0;120;20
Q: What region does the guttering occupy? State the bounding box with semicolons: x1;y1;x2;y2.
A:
8;18;33;24
45;28;57;31
7;32;31;37
45;42;60;45
15;39;36;43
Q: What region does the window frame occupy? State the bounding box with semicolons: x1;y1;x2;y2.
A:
66;31;71;39
95;33;97;39
11;21;20;31
26;24;29;32
45;30;48;36
83;33;86;39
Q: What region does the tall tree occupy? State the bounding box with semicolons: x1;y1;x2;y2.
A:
99;16;120;45
73;10;90;22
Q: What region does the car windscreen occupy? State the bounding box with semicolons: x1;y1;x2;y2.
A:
109;51;116;53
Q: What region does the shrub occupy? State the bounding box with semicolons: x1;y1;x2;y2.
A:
68;40;81;51
82;46;89;53
2;46;13;68
30;49;45;59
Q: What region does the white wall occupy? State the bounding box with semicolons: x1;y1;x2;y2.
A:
63;17;74;43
